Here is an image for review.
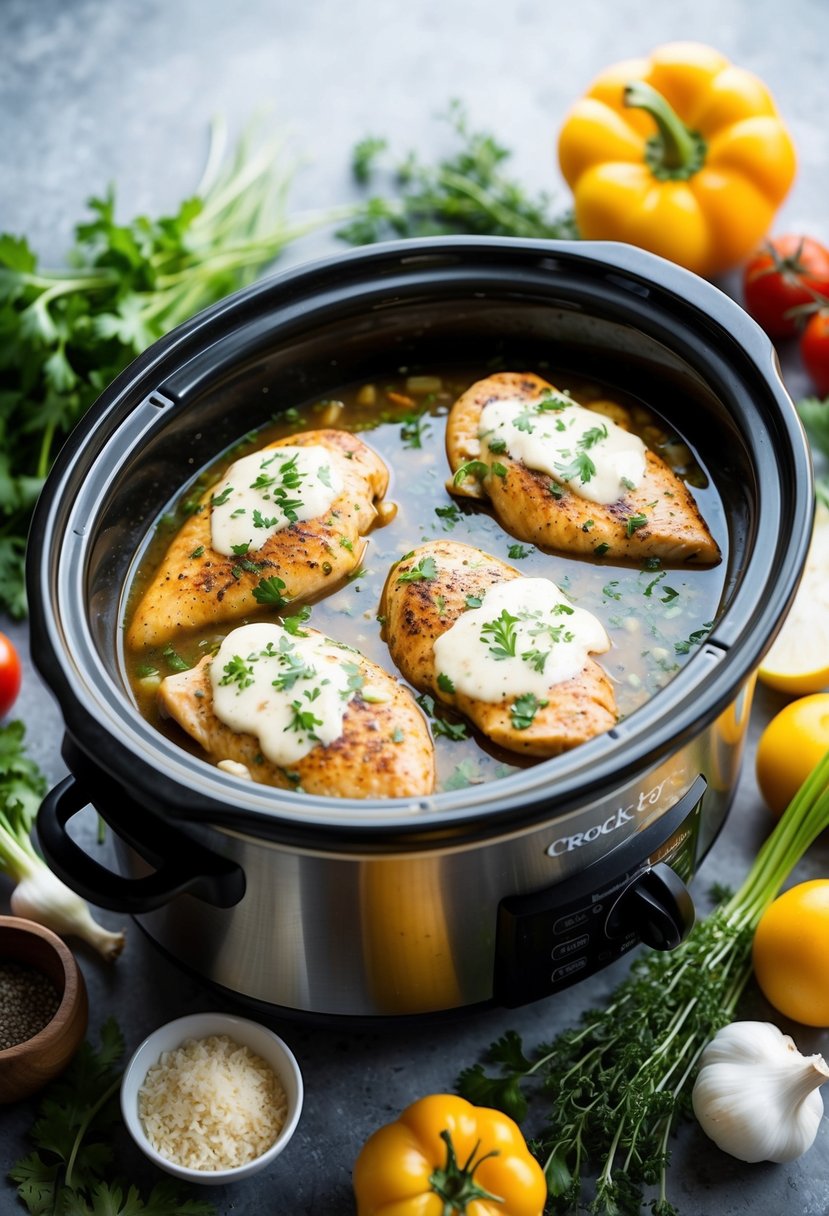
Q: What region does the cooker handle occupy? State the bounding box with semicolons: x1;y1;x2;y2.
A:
36;775;246;913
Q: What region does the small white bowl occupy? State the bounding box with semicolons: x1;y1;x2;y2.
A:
120;1011;303;1185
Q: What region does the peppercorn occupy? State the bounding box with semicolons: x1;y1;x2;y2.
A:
0;960;60;1050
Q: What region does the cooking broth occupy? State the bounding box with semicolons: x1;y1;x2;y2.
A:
121;367;727;796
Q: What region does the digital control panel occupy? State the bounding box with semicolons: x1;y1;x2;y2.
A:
493;775;706;1007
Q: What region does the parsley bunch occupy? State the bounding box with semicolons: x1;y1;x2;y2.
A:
338;101;577;246
9;1019;213;1216
0;120;328;617
458;749;829;1215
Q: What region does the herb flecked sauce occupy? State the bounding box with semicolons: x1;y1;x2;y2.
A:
121;368;727;796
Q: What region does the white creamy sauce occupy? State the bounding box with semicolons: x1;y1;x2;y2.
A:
480;392;647;504
210;622;361;766
432;578;610;703
209;445;343;557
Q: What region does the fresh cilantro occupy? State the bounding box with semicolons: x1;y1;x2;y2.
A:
555;451;596;485
662;586;679;603
210;485;233;507
437;672;456;694
189;545;204;559
397;555;438;583
253;508;279;529
443;760;485;791
487;437;507;454
272;642;317;693
318;464;333;487
579;423;608;449
510;692;548;730
340;660;365;697
339;535;354;550
465;594;483;609
252;576;290;607
9;1018;214;1216
231;542;250;555
287;700;323;737
491;462;508;478
548;481;565;500
520;648;548;674
507;544;531;559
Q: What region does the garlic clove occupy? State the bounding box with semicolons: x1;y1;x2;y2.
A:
692;1020;829;1164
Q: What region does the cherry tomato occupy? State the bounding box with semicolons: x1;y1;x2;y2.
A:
753;880;829;1026
742;235;829;339
800;310;829;397
0;631;21;717
755;694;829;818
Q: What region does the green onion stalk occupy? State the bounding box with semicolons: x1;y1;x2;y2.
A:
458;749;829;1216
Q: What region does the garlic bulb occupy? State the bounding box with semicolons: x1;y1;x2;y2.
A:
692;1020;829;1163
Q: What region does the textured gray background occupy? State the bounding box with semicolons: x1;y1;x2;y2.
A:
3;1;829;1213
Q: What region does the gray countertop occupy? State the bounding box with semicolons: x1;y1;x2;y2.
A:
3;1;829;1212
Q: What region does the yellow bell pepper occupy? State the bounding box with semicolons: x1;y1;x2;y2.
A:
557;42;797;278
352;1093;547;1216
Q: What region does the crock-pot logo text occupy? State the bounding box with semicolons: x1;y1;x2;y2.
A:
546;780;668;857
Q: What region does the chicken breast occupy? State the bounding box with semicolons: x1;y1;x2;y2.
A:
128;429;390;649
158;625;435;799
446;372;720;565
379;540;617;757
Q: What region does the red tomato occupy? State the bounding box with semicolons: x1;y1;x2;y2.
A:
0;632;21;717
742;235;829;339
801;311;829;397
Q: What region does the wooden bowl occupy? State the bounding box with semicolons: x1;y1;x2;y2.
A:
0;915;88;1103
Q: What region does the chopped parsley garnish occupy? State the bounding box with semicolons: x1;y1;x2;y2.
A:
480;608;519;660
581;519;594;532
339;536;354;550
231;542;250;555
416;693;468;741
136;663;159;679
548;481;565;500
189;545;204;559
621;476;636;491
435;503;461;529
513;411;535;434
253;508;279;529
252;575;290;607
465;594;483;609
487;437;507;454
580;424;608;449
220;654;255;690
594;542;610;557
507;544;531;559
626;512;649;536
318;465;333;487
391;727;405;743
662;586;679;603
510;692;548;730
210;485;233;507
453;459;490;486
271;641;317;692
282;605;312;636
555;451;596;485
437;672;456;694
397;555;438;583
491;462;508;479
340;660;365;697
520;648;549;673
286;700;323;737
435;594;447;618
400;410;431;449
161;644;189;673
603;581;622;600
675;621;714;655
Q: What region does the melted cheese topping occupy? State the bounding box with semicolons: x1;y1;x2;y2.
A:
210;445;343;556
480;392;647;504
432;578;610;703
210;622;361;766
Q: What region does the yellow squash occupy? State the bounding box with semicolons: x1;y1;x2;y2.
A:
352;1093;547;1216
557;42;796;278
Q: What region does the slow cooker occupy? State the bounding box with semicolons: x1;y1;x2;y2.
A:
28;237;812;1020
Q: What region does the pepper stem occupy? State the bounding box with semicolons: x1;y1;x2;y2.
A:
429;1129;504;1215
624;80;707;180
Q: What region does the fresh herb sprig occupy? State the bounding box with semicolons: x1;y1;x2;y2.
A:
9;1018;214;1215
0;120;331;617
457;750;829;1216
338;102;577;247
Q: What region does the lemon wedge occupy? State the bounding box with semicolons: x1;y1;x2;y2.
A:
759;501;829;696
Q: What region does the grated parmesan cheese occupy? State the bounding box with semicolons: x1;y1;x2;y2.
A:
138;1033;287;1170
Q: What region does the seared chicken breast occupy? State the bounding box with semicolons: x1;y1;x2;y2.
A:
128;429;389;649
446;372;719;565
158;623;435;799
379;540;617;757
